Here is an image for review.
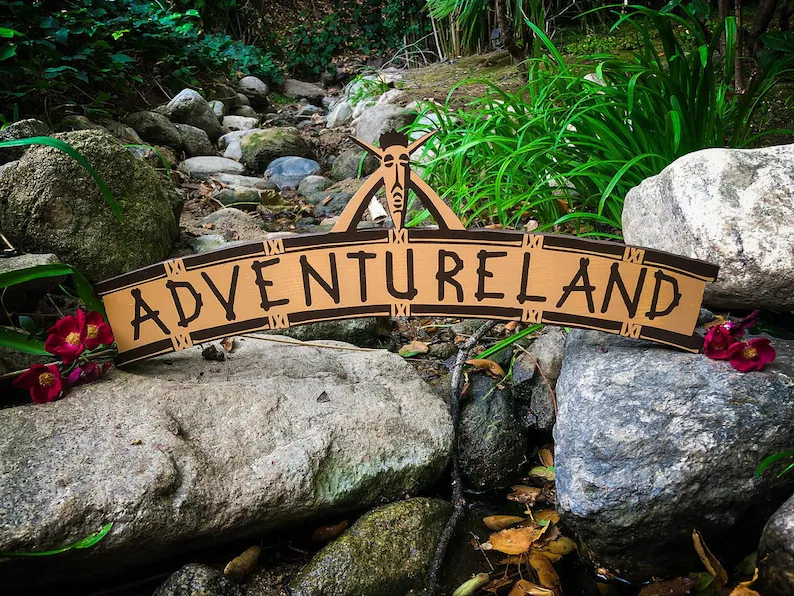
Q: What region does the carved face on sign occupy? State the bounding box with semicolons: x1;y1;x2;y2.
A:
95;130;720;366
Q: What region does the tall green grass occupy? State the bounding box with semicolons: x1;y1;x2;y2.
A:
407;7;794;237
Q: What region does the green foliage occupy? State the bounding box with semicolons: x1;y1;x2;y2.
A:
348;72;391;106
0;522;113;557
562;28;640;55
756;451;794;478
0;0;281;120
407;8;794;235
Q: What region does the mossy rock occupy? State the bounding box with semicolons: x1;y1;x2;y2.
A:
239;127;312;174
0;130;182;282
288;497;452;596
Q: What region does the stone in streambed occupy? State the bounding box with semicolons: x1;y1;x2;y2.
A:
555;329;794;580
512;327;566;434
158;88;223;142
124;111;183;149
178;156;244;179
265;156;320;190
330;149;378;181
288;498;451;596
297;175;333;199
154;564;242;596
175;123;215;157
758;494;794;594
222;115;258;131
240;127;312;174
0;338;452;588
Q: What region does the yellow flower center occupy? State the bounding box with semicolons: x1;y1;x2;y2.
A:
65;332;81;346
38;372;55;387
742;346;758;360
87;325;98;340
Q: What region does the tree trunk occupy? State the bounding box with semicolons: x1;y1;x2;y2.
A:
495;0;524;64
747;0;778;54
718;0;728;55
735;0;746;91
780;0;791;31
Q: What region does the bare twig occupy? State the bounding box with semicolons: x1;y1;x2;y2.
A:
240;333;378;352
425;319;498;595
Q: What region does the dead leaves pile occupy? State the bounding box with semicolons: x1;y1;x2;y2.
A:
456;447;573;596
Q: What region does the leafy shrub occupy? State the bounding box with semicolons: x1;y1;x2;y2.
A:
406;7;794;236
0;0;281;120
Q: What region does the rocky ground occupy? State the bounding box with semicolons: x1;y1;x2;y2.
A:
1;55;794;596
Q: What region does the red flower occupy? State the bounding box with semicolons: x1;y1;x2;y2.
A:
703;325;736;360
727;338;776;372
65;361;112;388
13;363;64;403
724;310;760;338
83;311;113;350
45;310;86;364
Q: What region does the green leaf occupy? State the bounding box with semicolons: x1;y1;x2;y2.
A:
0;137;122;222
756;451;794;477
0;28;22;38
18;316;36;335
71;268;104;315
111;53;135;64
0;327;49;356
478;324;544;360
0;523;113;557
0;264;74;289
0;45;17;61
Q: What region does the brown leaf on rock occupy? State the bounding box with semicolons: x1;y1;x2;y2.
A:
541;535;577;557
505;321;519;332
311;520;349;542
508;485;544;507
509;579;555;596
693;529;729;586
538;447;554;468
533;509;560;524
484;515;526;531
221;337;235;352
399;340;429;357
465;358;505;377
485;575;519;593
729;588;761;596
486;527;537;555
224;545;261;578
530;553;562;594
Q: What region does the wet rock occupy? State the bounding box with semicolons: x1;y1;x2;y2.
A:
623;144;794;310
212;187;284;209
209;83;242;110
0;338;451;587
237;93;250;106
219;129;259;151
297;175;334;199
512;327;566;433
209;173;276;191
355;104;415;145
233;105;259;119
58;115;107;132
178;156;244;179
459;373;527;489
95;119;143;144
238;76;269;107
330;149;378;181
154;564;243;596
296;104;323;119
555;329;794;580
758;493;794;594
272;317;391;348
124;111;183;149
240;128;312;174
0;119;51;162
209;100;225;121
288;498;451;596
159;89;224;142
175;123;215;157
326;101;353;128
283;79;325;103
265;156;320;190
310;178;363;216
222;115;258;131
0;130;181;282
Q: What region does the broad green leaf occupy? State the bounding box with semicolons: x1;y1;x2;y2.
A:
0;327;49;355
0;523;113;557
0;264;74;289
756;451;794;477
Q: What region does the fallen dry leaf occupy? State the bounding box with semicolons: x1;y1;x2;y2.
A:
693;529;729;586
530;552;561;594
484;515;526;531
311;520;349;542
220;337;235;352
465;358;505;377
399;340;429;357
526;219;540;232
202;223;215;229
729;588;760;596
505;321;519;332
224;545;260;578
486;527;537;555
508;485;544;507
484;575;517;593
509;579;555;596
538;447;554;468
529;466;556;482
532;509;560;524
542;535;577;556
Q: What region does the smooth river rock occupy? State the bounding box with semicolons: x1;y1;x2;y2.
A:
0;337;452;588
555;329;794;580
759;494;794;594
623;144;794;311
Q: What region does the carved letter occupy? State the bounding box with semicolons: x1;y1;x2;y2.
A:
301;254;340;306
556;258;596;313
436;250;464;302
645;270;682;320
516;252;547;304
165;280;203;328
600;263;647;319
252;258;289;312
130;288;170;341
386;249;418;300
201;265;239;322
347;251;377;303
475;250;507;301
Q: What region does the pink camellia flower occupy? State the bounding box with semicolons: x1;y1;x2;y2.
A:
45;310;86;364
703;325;736;360
724;310;760;338
13;363;64;403
83;311;114;350
727;338;776;372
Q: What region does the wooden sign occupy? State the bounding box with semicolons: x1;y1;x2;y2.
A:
97;131;719;366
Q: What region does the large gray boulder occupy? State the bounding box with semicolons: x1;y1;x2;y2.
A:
239;127;312;174
159;89;224;142
0;130;181;282
759;493;794;594
288;498;451;596
355;104;416;145
175;123;215;157
237;76;269;107
124;111;183;149
555;329;794;580
283;79;325;103
623;144;794;311
0;337;452;588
